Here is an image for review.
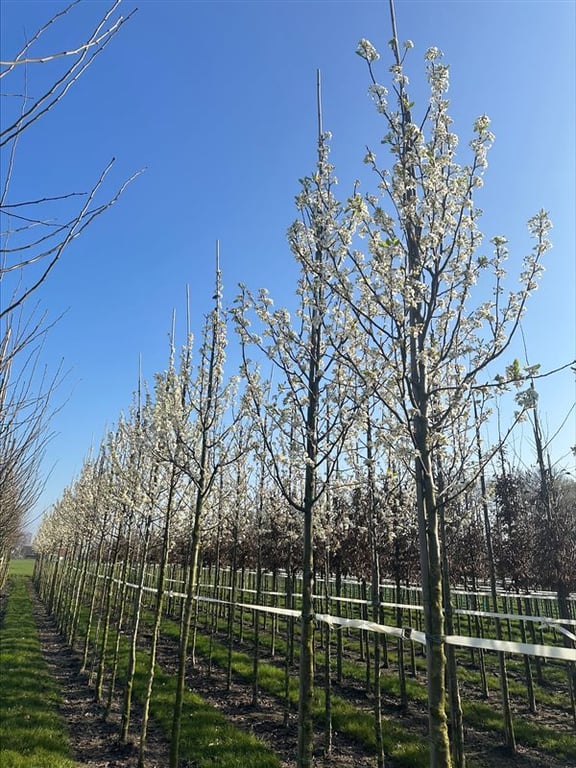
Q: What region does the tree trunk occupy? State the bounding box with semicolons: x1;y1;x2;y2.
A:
474;405;516;753
297;490;316;768
138;469;177;768
106;520;133;716
437;468;466;768
413;427;451;767
169;491;204;768
226;519;239;691
121;516;151;744
396;571;408;713
323;555;333;756
335;566;343;684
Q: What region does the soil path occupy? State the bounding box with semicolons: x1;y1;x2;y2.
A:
29;582;171;768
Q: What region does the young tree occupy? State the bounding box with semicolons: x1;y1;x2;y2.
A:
234;82;361;766
169;257;239;768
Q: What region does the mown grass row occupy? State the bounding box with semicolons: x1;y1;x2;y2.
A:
115;645;280;767
2;559;281;768
0;569;78;768
35;554;576;768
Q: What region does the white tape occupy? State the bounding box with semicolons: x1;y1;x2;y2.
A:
84;570;576;661
445;634;576;662
315;613;427;645
455;608;576;627
539;623;576;643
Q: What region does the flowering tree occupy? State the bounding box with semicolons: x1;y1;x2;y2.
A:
169;259;240;768
330;15;554;765
234;98;362;766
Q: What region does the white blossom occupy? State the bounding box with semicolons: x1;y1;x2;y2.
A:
356;38;380;62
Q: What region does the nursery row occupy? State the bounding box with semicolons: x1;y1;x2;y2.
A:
32;551;576;768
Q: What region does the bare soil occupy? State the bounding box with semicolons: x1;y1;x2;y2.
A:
29;583;171;768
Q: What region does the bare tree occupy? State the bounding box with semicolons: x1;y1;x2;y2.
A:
1;1;138;567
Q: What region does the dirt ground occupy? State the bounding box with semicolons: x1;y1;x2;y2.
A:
19;582;575;768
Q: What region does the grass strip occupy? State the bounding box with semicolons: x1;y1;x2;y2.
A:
0;576;78;768
163;611;576;767
463;701;576;764
122;650;280;768
7;559;36;578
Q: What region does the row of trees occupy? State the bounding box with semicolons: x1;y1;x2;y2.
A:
33;344;575;767
0;0;137;585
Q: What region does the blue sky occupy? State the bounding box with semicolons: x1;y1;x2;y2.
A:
1;0;575;533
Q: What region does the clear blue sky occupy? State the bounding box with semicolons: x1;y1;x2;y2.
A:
1;0;575;533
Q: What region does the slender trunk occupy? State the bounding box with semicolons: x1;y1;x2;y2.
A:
372;555;384;767
396;571;408;713
437;469;465;768
297;485;316;768
107;522;133;716
296;225;323;767
170;258;224;768
471;573;488;698
359;579;370;692
252;539;263;706
365;413;384;767
526;597;544;686
169;492;204;768
474;403;516;752
283;560;294;728
515;594;536;713
323;554;333;755
121;517;151;744
48;546;62;614
138;469;177;768
226;519;239;691
70;541;90;648
413;432;451;768
81;524;108;673
96;525;122;702
335;566;343;684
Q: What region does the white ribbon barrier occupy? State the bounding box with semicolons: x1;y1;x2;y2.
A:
195;595;576;661
444;634;576;662
89;571;576;662
316;612;427;645
453;608;576;627
539;622;576;643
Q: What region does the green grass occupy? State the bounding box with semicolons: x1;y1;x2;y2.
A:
463;700;576;763
0;576;78;768
42;563;575;768
7;559;36;578
175;606;576;767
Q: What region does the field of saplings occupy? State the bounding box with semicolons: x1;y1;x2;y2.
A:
25;550;575;768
